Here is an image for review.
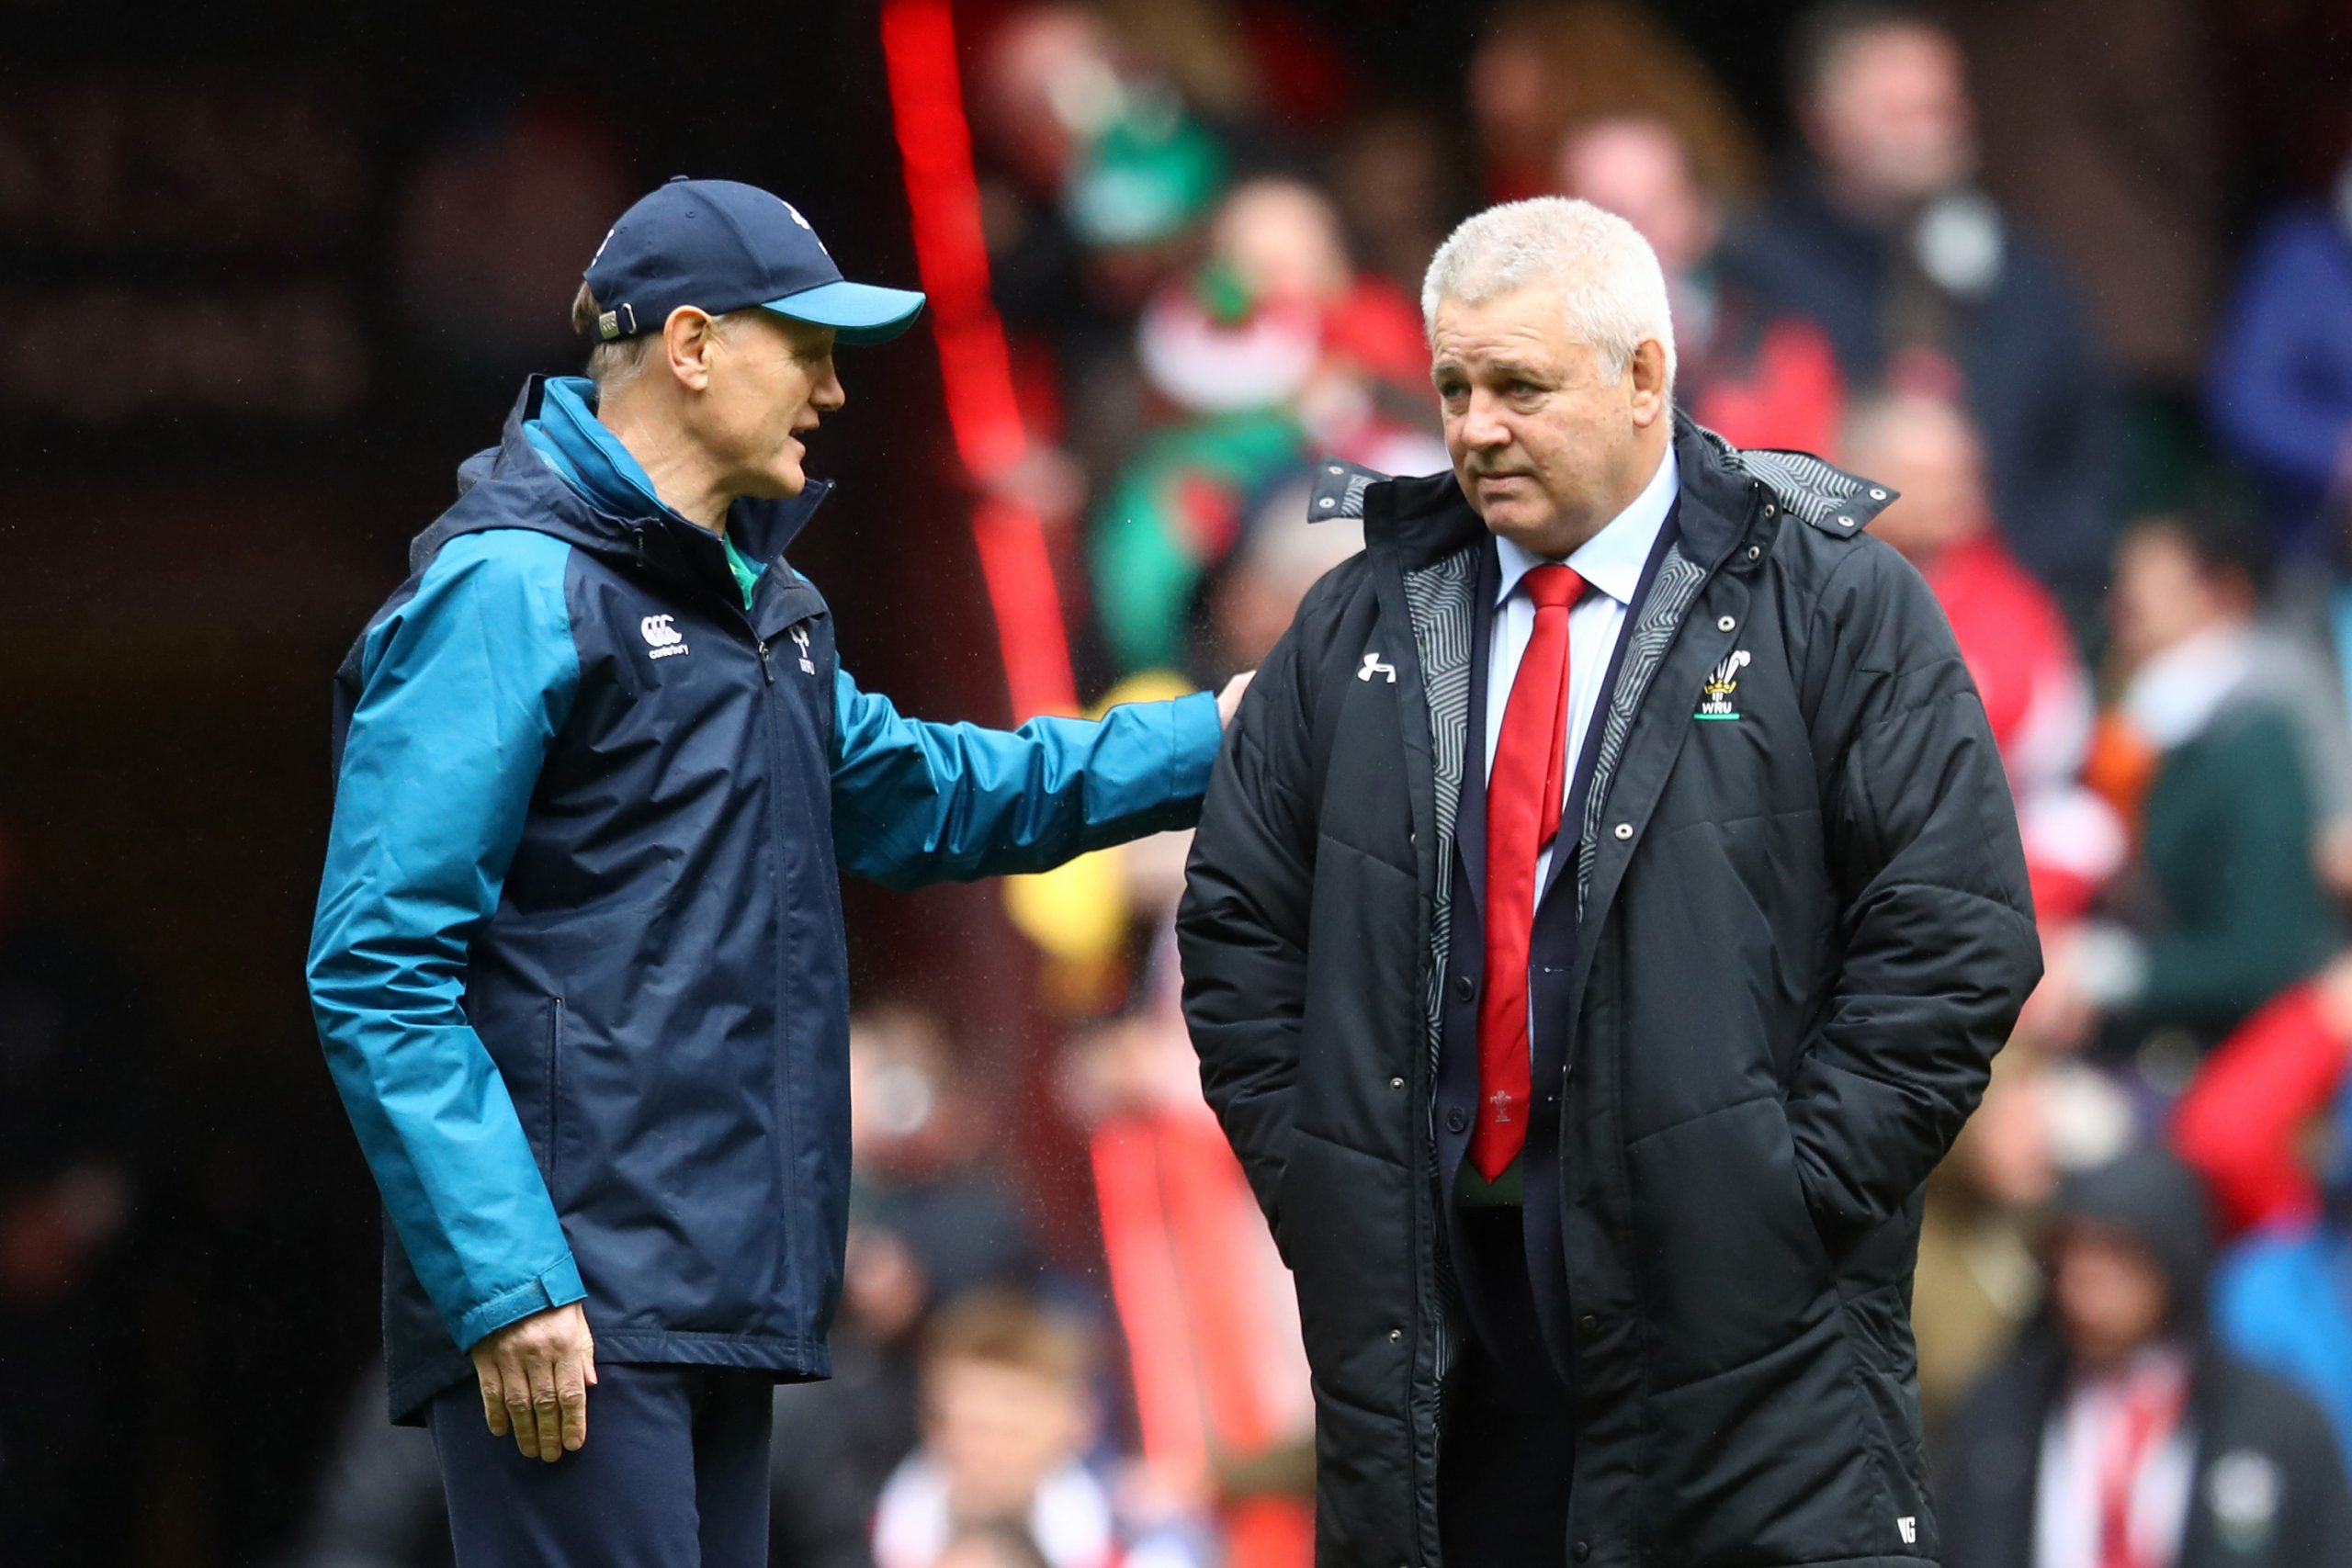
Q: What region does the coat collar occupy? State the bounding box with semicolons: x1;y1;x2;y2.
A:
1317;411;1897;574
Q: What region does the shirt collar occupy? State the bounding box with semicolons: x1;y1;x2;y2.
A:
1494;445;1679;609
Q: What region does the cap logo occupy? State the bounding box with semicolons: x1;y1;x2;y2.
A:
596;303;639;342
589;222;617;268
782;200;830;256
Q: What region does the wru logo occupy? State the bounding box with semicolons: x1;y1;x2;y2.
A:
1696;649;1748;720
1693;649;1749;724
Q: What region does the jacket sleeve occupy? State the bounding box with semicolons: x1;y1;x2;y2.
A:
307;531;587;1353
1789;540;2042;1251
829;670;1220;891
1174;621;1320;1227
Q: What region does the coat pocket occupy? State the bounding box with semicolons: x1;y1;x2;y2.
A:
1625;1094;1838;1388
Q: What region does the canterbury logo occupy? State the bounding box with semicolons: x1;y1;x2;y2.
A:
1359;652;1396;683
641;614;689;660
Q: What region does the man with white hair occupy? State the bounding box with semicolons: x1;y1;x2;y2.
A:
1178;197;2039;1567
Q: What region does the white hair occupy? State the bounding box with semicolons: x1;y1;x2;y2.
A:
1420;197;1677;397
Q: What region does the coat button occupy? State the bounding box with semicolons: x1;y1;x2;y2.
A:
1446;1107;1469;1134
1573;1543;1590;1562
1388;1326;1403;1342
1612;822;1633;840
1578;1314;1600;1336
1453;975;1474;1002
1746;544;1761;559
1716;615;1736;632
1390;1077;1406;1090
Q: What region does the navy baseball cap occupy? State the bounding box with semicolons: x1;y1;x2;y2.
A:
582;176;926;345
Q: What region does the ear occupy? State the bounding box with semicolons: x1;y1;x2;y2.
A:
660;307;721;391
1627;337;1669;427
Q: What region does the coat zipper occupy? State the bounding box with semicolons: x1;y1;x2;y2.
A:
747;603;800;1234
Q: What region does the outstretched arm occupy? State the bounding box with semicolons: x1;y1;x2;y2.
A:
829;667;1237;889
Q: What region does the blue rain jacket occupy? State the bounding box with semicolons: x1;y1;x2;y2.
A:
309;377;1218;1419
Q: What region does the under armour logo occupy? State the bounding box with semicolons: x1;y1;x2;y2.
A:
1359;652;1396;683
641;614;688;660
790;626;816;673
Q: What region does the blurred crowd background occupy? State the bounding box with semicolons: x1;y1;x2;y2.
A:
10;0;2352;1562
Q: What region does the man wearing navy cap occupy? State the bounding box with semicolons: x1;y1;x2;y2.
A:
307;178;1246;1564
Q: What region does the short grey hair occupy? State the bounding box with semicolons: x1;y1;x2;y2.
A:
568;285;742;392
1420;197;1677;397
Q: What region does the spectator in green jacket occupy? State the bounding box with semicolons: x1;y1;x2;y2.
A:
2030;511;2336;1056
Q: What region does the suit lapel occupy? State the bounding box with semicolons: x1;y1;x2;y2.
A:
1535;500;1685;913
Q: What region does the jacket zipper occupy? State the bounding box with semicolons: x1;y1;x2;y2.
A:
746;598;801;1234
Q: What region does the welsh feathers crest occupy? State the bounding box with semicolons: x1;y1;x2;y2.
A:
1697;649;1749;719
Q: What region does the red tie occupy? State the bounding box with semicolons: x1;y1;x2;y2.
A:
1472;563;1584;1180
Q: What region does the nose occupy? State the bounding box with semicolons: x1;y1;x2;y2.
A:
1459;389;1512;451
812;360;845;412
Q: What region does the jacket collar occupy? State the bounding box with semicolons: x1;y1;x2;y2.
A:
1319;410;1897;574
413;375;834;575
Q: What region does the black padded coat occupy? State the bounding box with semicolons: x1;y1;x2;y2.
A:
1177;417;2041;1568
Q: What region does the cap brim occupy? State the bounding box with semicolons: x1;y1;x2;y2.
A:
761;280;927;344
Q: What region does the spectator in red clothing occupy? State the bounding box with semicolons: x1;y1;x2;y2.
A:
1557;115;1846;457
1841;389;2123;923
2174;953;2352;1238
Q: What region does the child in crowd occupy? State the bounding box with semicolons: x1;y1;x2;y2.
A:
872;1291;1207;1568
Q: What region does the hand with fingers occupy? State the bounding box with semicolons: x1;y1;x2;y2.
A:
469;1300;598;1461
1216;671;1255;728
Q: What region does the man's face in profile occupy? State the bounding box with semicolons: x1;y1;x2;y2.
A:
1430;285;1647;558
685;311;843;501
